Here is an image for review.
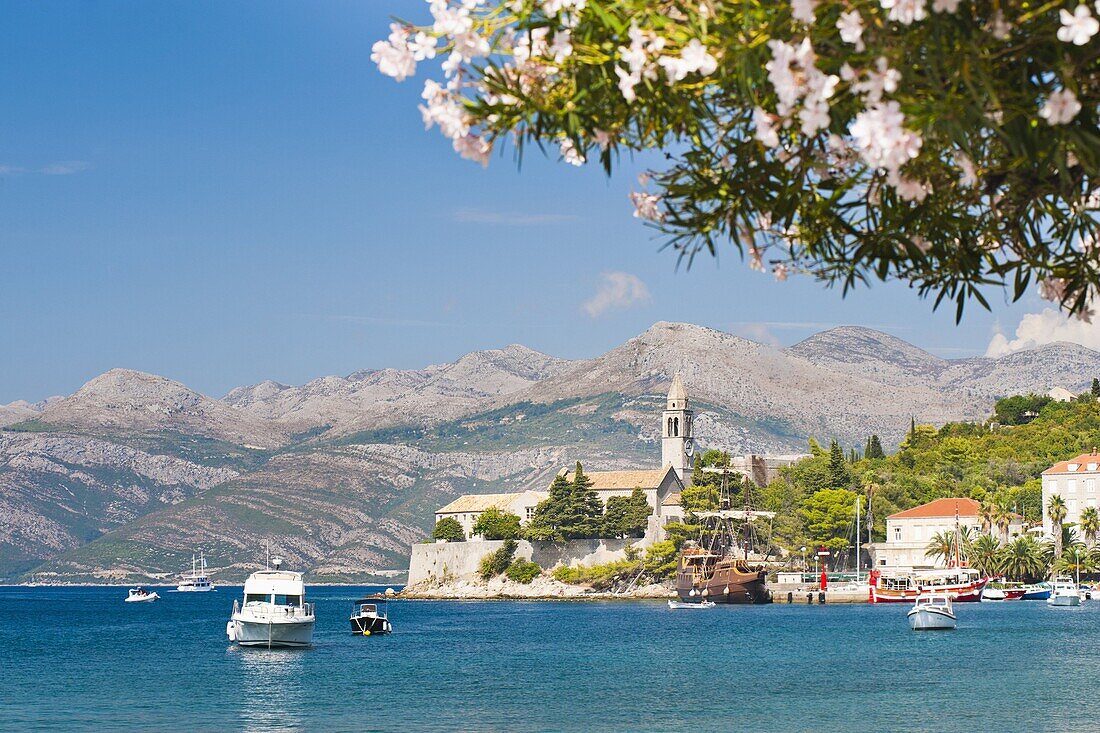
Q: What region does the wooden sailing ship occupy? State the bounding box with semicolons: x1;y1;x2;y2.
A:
674;473;775;605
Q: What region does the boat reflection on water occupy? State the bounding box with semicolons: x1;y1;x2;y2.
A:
234;647;306;733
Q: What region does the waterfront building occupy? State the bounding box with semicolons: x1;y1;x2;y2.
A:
1041;451;1100;538
434;490;547;539
868;497;1024;572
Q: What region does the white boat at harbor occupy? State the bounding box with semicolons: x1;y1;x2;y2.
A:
177;552;215;592
227;558;314;648
125;587;159;603
668;599;717;609
1048;576;1082;607
981;586;1006;602
907;594;956;631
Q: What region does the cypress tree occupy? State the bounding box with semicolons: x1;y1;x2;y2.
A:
1092;378;1100;399
828;439;850;488
867;435;885;460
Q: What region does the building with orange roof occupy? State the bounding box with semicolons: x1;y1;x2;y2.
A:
1041;450;1100;537
868;497;1024;572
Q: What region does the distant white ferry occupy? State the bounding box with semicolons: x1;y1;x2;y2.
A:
227;558;315;648
177;552;215;592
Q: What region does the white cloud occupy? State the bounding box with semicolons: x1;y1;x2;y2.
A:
41;160;89;175
582;272;651;318
986;303;1100;356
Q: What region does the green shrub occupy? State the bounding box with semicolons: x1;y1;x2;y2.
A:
472;508;521;540
642;540;679;579
479;539;517;580
552;559;640;590
505;558;541;584
432;517;465;542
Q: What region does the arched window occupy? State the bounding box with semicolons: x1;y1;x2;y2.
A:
673;417;679;437
667;417;673;435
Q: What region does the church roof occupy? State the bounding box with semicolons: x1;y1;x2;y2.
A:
555;464;680;491
667;371;688;405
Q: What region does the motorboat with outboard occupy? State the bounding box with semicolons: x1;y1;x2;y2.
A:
177;552;215;592
907;594;957;631
350;596;393;635
1048;576;1082;607
227;557;315;648
668;599;717;609
125;587;159;603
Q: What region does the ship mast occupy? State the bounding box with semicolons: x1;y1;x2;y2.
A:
953;501;961;570
855;495;861;582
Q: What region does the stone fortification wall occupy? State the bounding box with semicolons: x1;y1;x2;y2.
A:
407;538;636;586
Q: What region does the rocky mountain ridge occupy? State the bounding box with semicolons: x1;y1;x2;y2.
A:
2;321;1097;583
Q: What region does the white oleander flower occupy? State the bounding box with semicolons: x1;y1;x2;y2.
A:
371;25;417;82
955;152;978;187
1040;89;1082;125
549;30;573;63
849;101;923;173
559;138;586;166
1058;5;1099;45
753;107;780;148
630;191;664;221
836;11;865;50
891;175;932;202
453;134;492;166
792;0;818;25
880;0;927;25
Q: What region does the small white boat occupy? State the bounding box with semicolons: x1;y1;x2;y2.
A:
1048;576;1081;607
177;552;215;592
907;595;956;630
981;586;1006;602
227;557;314;648
125;587;159;603
668;599;717;609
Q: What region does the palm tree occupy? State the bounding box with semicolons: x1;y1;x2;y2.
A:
925;531;956;567
967;534;1002;577
994;505;1013;543
999;536;1047;582
1055;546;1097;579
1048;494;1068;563
978;499;997;537
1081;507;1100;549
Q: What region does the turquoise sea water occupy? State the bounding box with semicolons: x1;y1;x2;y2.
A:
2;586;1099;732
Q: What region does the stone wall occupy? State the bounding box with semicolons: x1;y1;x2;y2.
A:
407;538;638;586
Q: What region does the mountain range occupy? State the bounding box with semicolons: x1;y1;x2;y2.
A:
2;321;1096;583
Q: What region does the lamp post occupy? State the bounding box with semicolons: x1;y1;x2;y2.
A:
1075;546;1082;587
801;546;807;580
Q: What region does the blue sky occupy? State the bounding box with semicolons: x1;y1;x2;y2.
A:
0;1;1063;403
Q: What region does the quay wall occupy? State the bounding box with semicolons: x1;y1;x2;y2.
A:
407;538;636;586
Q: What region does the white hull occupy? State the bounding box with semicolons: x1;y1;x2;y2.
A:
176;584;215;592
125;592;159;603
907;607;956;630
1048;594;1081;607
230;616;314;647
668;600;716;609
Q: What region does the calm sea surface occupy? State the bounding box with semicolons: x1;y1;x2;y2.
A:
1;585;1098;732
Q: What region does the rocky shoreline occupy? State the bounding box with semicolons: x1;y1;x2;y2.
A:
399;576;675;600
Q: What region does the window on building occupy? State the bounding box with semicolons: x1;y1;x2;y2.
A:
1069;480;1078;494
1089;498;1097;509
1069;499;1078;513
1070;464;1080;472
893;527;901;541
879;559;887;566
1089;463;1098;472
526;506;536;520
1089;479;1096;494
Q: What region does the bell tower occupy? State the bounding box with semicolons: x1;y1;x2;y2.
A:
662;371;694;480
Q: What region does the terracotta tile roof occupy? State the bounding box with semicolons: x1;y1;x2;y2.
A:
662;492;682;506
436;492;524;514
888;497;1023;521
556;465;678;491
1042;452;1100;475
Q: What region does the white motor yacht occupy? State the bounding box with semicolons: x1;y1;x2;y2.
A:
227;558;314;648
1048;576;1082;607
177;552;215;592
125;587;159;603
668;599;717;609
907;594;957;630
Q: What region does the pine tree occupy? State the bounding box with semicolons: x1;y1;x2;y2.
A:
1092;378;1100;399
565;462;605;539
